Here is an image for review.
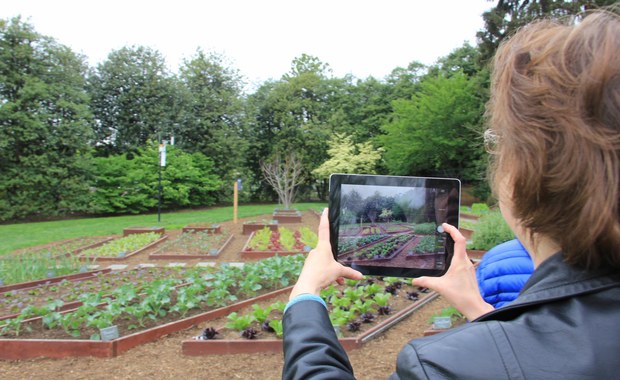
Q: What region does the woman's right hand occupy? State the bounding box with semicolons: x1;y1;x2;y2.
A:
289;208;364;301
413;223;494;321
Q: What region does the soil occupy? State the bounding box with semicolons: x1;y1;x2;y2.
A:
0;211;454;380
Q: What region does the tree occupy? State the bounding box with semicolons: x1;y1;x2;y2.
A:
312;133;383;179
88;46;176;155
476;0;617;64
0;17;94;220
176;49;247;180
245;55;339;201
260;152;305;209
377;71;484;179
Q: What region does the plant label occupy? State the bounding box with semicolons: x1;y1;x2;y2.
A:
100;325;119;341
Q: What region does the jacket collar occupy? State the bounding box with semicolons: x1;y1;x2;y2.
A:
476;252;620;321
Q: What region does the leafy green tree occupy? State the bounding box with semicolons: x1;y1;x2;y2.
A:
385;61;427;101
245;55;338;201
312;133;383;179
0;17;94;220
88;46;177;155
476;0;617;64
378;71;484;179
176;49;247;180
91;144;222;214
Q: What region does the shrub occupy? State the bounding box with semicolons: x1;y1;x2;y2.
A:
469;210;515;250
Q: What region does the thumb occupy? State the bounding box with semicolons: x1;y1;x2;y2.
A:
412;276;438;290
340;265;364;280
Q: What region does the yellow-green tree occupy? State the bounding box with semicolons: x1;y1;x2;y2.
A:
312;133;383;179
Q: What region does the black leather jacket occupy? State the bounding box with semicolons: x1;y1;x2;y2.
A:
282;253;620;379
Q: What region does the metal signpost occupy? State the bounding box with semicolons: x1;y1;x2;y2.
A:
158;142;166;223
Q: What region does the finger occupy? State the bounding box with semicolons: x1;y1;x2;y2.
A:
340;266;364;280
442;223;468;259
336;277;345;285
317;208;330;243
412;276;438;290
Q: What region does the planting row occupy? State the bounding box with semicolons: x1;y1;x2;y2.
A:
194;276;432;342
0;254;305;341
244;226;317;253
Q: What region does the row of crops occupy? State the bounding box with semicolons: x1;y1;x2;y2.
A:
0;255;305;340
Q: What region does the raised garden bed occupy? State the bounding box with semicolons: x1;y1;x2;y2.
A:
466;249;487;261
78;233;168;262
0;286;293;360
272;209;302;224
242;221;278;235
0;267;190;321
181;224;222;234
0;269;111;295
149;234;234;260
123;227;165;237
0;237;112;287
240;227;317;260
460;228;474;240
183;277;439;355
0;255;305;359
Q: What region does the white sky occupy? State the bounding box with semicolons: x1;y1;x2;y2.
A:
2;0;494;90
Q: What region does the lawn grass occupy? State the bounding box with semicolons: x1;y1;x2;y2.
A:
0;203;325;256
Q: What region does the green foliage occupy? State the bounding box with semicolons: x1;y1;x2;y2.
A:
476;0;617;65
312;133;383;179
88;45;177;155
80;232;160;257
268;319;283;338
0;251;93;286
378;71;484;178
470;210;515;250
248;227;272;251
91;144;222;214
414;223;437;235
279;227;296;251
176;49;247;179
0;17;95;221
299;227;318;248
429;306;464;324
415;236;437;253
225;312;256;331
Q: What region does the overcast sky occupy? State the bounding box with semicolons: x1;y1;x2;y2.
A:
3;0;494;89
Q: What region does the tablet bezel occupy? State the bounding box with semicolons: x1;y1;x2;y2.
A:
328;174;461;278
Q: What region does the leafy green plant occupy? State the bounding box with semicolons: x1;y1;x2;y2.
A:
470;203;490;216
413;223;437;235
279;227;297;251
225;312;255;331
469;210;514;250
251;304;273;323
414;236;436;253
299;227;318;248
268;319;283;338
80;232;160;257
429;306;464;324
247;227;272;251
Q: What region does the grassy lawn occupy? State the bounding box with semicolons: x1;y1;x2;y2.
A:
0;203;325;256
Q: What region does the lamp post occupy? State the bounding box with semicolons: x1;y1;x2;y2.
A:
158;141;167;223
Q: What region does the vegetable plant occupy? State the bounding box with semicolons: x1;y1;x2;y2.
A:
225;312;255;331
80;232;160;257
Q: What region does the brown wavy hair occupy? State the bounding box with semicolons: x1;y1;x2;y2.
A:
487;11;620;270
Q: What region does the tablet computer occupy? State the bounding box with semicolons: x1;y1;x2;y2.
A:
328;174;461;278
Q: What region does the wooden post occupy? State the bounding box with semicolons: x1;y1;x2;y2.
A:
233;180;238;224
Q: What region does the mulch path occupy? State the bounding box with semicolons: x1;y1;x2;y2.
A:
0;211;453;380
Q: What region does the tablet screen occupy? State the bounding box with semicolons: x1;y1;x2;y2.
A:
328;174;460;278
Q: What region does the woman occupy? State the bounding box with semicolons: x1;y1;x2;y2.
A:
282;10;620;380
